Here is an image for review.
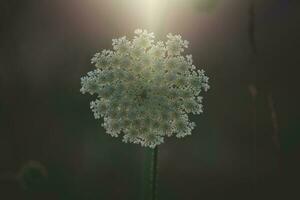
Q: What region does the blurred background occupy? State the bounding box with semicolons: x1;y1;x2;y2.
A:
0;0;299;199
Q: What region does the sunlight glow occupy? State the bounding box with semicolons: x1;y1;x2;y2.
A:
126;0;169;32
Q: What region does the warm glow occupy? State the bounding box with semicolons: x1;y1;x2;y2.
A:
119;0;169;32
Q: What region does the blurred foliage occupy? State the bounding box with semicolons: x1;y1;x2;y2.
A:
17;161;48;192
281;120;300;154
192;0;220;13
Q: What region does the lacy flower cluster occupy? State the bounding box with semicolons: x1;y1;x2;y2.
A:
80;29;210;148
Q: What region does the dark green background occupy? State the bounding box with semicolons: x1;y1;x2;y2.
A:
1;0;299;199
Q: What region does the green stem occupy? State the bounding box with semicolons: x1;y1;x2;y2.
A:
143;146;159;200
151;147;158;200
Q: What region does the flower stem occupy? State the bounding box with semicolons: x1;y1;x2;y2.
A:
151;146;158;200
143;146;159;200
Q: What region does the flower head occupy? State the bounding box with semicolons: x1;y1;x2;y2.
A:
80;29;210;148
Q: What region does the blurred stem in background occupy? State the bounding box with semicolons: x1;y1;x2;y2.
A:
249;84;257;197
248;0;257;195
248;0;257;55
143;147;159;200
268;94;282;174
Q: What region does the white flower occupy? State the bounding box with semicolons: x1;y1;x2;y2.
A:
91;50;113;69
166;33;189;56
80;29;210;148
149;41;166;59
112;37;131;55
133;29;155;49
